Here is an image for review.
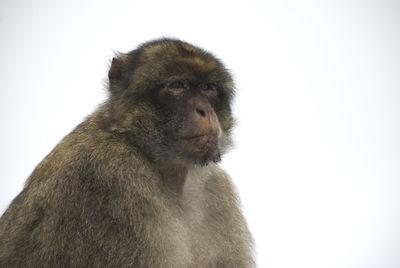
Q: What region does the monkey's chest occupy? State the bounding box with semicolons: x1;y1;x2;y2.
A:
164;195;223;266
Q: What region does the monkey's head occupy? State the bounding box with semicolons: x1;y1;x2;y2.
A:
103;38;235;167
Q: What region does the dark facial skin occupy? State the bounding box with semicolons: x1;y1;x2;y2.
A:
158;80;222;165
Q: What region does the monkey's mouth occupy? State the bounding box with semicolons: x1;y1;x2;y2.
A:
180;134;211;141
179;134;217;146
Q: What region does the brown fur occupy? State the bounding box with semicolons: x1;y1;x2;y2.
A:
0;38;254;267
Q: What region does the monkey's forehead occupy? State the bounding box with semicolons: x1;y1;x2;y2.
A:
126;39;234;95
132;58;233;89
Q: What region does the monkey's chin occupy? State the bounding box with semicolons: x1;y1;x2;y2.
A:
191;148;221;166
177;135;221;166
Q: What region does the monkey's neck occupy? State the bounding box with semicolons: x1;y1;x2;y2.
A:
157;165;188;196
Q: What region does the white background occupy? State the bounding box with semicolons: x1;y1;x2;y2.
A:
1;1;399;267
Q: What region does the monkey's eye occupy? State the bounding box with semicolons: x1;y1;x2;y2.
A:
199;83;217;91
168;81;185;89
198;83;218;99
161;81;185;96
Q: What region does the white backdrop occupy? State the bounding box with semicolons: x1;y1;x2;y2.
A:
1;1;399;267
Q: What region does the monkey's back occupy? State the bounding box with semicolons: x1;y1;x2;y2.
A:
1;119;151;266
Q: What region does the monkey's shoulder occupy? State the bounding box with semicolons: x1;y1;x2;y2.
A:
28;120;146;176
18;122;159;217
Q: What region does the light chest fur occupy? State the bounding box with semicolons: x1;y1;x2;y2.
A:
155;165;225;267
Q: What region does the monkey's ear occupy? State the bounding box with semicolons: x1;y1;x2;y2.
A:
108;57;124;81
108;54;129;95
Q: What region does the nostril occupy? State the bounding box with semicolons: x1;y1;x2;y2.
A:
196;107;206;117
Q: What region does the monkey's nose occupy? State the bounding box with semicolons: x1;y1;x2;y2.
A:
192;104;220;138
195;107;206;117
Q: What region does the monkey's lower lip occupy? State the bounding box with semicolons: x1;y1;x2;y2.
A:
179;134;216;141
180;135;204;140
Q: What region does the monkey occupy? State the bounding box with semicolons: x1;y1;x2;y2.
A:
0;38;255;267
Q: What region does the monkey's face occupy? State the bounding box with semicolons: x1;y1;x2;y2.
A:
107;39;235;166
157;80;223;166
